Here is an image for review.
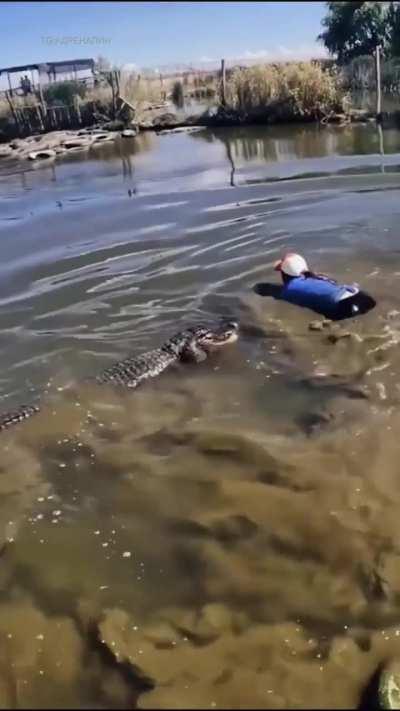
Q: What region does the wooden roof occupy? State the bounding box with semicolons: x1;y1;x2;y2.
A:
0;59;94;75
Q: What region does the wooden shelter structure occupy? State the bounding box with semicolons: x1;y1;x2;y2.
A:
0;58;95;96
0;58;97;136
0;60;138;139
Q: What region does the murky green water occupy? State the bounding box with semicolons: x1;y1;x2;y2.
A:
1;122;400;708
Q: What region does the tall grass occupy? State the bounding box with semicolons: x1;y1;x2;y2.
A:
189;73;217;101
0;93;39;117
225;62;349;118
118;72;164;111
0;98;10;119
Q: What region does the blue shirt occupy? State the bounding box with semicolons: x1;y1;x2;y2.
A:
279;276;359;316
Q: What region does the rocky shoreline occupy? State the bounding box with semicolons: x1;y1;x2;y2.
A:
0;125;140;162
138;105;383;131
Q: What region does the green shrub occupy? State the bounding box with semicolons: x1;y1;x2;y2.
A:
172;80;184;109
44;81;87;107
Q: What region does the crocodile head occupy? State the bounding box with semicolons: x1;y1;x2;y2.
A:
191;320;239;348
178;320;239;362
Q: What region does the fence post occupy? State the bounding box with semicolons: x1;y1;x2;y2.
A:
221;58;226;106
74;95;82;124
37;75;47;128
7;72;13;97
4;90;19;129
114;69;120;100
159;72;165;101
375;45;382;121
35;104;45;131
109;71;116;119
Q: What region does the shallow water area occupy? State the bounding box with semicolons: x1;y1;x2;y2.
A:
1;122;400;707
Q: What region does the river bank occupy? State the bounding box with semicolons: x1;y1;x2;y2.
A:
1;60;394;155
0;60;373;147
0;104;391;165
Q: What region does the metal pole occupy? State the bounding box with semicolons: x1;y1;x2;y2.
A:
377;122;385;174
221;58;226;107
375;45;382;121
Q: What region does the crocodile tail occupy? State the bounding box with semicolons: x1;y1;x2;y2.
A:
0;404;40;432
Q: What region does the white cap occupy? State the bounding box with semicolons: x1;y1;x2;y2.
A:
274;253;308;277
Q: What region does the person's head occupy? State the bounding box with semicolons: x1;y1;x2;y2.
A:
274;253;309;283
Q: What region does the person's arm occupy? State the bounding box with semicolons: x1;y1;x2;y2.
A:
253;283;283;299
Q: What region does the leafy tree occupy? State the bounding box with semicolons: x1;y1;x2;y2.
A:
387;1;400;55
318;2;391;63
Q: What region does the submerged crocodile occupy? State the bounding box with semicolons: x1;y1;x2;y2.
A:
0;320;239;433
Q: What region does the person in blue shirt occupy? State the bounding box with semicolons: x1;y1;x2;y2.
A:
254;252;376;320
